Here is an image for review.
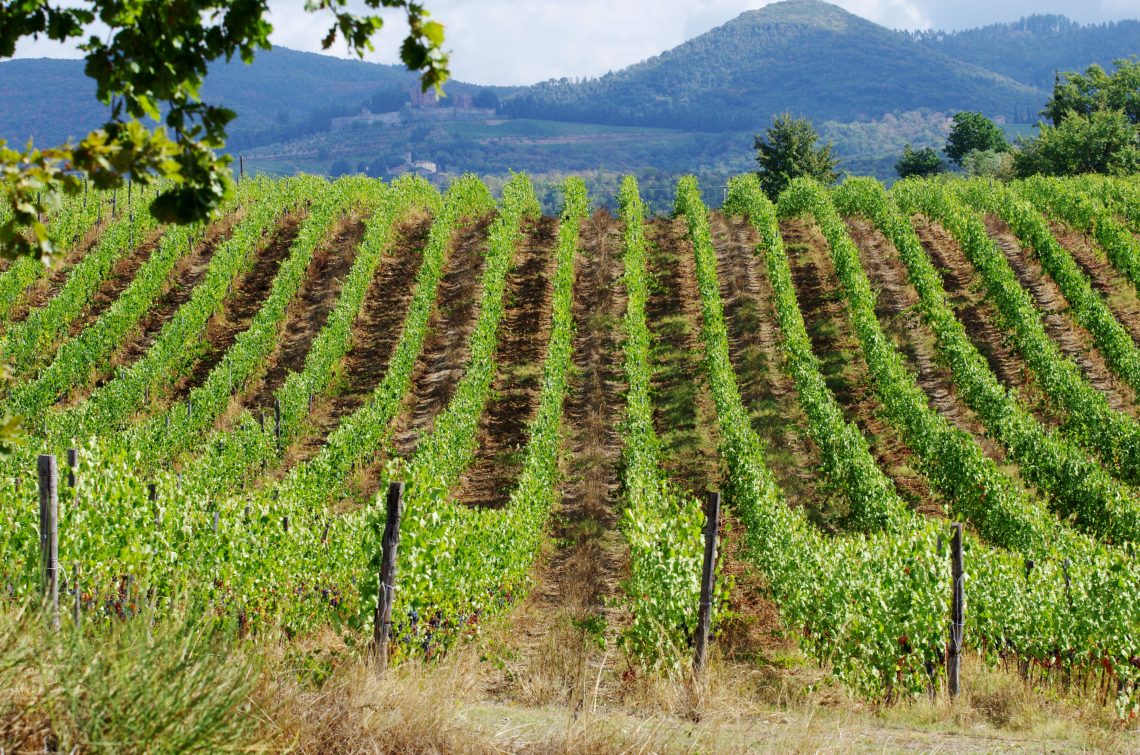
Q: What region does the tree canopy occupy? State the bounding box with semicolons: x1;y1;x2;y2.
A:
895;144;946;179
754;113;839;200
944;111;1008;167
1015;109;1140;177
0;0;448;260
1042;59;1140;126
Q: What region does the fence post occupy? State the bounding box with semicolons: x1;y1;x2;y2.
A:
73;562;81;628
66;448;78;490
948;522;964;699
372;481;405;667
38;455;60;632
693;490;721;678
148;483;159;527
274;398;282;449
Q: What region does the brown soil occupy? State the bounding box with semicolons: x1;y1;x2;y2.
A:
387;215;492;461
167;212;304;403
710;212;834;527
911;216;1061;429
781;218;941;518
7;219;108;325
54;215;239;408
643;216;722;495
281;213;437;474
105;216;238;374
487;209;630;709
456;216;558;509
66;229;165;338
242;215;368;414
1049;222;1140;347
847;219;1008;463
983;215;1139;417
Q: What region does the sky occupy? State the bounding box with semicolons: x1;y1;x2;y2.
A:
12;0;1140;85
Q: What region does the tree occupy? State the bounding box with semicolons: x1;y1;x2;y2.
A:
944;112;1008;167
474;89;501;111
962;149;1016;180
895;144;946;178
1043;59;1140;126
754;113;839;200
1014;109;1140;177
0;0;449;260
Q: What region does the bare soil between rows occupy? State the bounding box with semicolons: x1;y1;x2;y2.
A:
847;218;1008;464
244;215;367;413
281;213;436;474
486;209;629;710
912;216;1062;429
711;212;831;525
59;212;240;407
782;217;940;518
388;214;492;461
456;216;558;509
65;228;164;340
644;216;721;495
984;215;1139;417
7;218;109;326
166;212;305;404
1049;222;1140;348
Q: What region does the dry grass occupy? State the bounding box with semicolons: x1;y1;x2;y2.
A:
245;607;1140;754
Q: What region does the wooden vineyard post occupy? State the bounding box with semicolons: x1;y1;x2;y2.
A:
148;483;159;527
693;490;721;678
372;481;405;668
948;523;964;699
38;455;60;631
66;448;78;490
73;563;81;628
274;398;282;450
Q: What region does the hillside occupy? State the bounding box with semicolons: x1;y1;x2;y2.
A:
913;14;1140;91
0;48;514;149
500;0;1043;130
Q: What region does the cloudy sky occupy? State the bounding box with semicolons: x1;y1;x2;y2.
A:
13;0;1140;85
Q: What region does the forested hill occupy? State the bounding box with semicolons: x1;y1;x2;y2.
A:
1;0;1135;156
499;0;1044;131
0;48;514;149
912;15;1140;91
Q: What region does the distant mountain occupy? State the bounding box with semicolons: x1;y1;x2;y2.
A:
0;48;514;149
500;0;1043;131
912;15;1140;91
0;0;1135;187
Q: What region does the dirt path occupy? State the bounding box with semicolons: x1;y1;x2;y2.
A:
456;217;558;509
984;215;1139;417
57;214;237;407
387;215;491;461
1049;222;1140;347
710;212;834;529
166;213;304;404
7;219;108;325
847;219;1009;464
279;214;437;474
644;217;722;495
242;215;367;415
912;217;1062;429
486;210;629;711
64;229;165;339
781;218;941;518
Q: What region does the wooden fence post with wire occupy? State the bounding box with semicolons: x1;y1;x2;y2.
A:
372;481;405;669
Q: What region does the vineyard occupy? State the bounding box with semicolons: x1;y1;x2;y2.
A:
3;170;1140;746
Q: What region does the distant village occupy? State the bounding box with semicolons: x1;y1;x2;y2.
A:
326;87;499;177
